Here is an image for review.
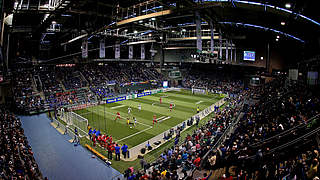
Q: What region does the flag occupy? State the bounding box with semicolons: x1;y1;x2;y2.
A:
195;11;202;53
82;38;88;58
115;44;120;59
210;20;214;55
141;44;145;60
99;38;105;58
129;45;133;59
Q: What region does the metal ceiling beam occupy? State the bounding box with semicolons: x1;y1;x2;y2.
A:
116;9;173;26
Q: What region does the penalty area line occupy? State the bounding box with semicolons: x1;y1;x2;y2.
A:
116;126;153;142
196;101;203;104
110;104;126;109
95;108;152;128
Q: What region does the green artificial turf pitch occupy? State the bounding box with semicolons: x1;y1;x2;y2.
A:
74;89;223;148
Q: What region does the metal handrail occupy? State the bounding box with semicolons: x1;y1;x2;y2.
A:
250;113;320;148
246;126;320;160
185;101;244;179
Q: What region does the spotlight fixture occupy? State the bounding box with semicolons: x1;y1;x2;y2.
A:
285;3;291;9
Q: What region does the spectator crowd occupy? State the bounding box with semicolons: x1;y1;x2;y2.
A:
121;76;320;180
0;107;44;180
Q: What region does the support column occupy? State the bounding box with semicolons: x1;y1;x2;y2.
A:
219;29;222;60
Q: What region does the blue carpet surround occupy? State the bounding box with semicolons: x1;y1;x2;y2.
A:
20;114;123;180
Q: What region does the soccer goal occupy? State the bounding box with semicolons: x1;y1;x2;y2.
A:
191;87;208;95
60;110;88;137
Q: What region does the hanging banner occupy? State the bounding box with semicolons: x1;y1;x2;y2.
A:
230;40;233;62
129;45;133;59
141;44;145;60
195;11;202;53
226;40;229;61
99;39;105;58
115;44;120;59
82;38;88;58
210;20;214;55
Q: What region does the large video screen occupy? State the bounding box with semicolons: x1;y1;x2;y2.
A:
163;81;168;88
243;51;256;61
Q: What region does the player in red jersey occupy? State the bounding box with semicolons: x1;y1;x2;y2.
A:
153;114;157;126
159;97;162;104
115;112;121;121
169;102;173;111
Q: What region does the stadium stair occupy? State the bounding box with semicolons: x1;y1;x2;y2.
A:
78;71;90;86
59;81;67;91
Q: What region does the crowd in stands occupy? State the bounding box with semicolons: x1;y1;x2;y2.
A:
120;75;320;180
13;63;164;114
0;107;43;180
203;78;320;179
13;68;45;113
183;69;243;95
39;67;63;94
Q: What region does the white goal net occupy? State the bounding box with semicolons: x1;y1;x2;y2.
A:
191;87;207;95
60;110;88;137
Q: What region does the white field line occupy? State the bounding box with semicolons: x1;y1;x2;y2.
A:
116;127;153;142
196;101;203;104
110;104;126;109
77;112;92;116
156;116;166;121
160;95;169;98
94;108;152;128
158;116;171;123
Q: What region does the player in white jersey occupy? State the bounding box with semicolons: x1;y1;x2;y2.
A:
133;117;137;127
128;107;132;114
138;104;141;111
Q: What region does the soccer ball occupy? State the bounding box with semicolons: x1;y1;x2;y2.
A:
130;127;132;128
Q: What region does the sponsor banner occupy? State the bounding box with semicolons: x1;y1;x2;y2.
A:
195;11;202;53
129;45;133;59
116;96;126;101
137;93;146;97
82;38;88;58
99;39;105;58
121;80;150;86
115;44;120;59
106;96;127;104
141;44;145;60
107;98;117;103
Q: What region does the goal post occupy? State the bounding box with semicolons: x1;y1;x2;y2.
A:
59;109;88;137
191;87;208;95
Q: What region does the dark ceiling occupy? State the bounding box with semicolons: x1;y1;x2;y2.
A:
3;0;320;62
